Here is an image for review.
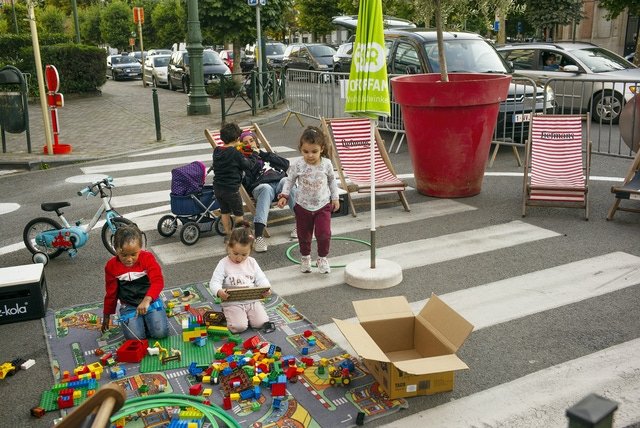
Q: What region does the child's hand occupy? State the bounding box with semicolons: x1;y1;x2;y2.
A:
101;316;110;333
277;197;287;208
218;289;230;301
137;296;152;315
332;199;340;212
262;288;272;298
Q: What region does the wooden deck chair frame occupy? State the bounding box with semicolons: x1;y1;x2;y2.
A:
522;114;591;220
321;117;410;216
205;124;293;237
56;383;126;428
607;147;640;220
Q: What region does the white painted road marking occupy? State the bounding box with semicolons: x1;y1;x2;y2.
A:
0;203;19;215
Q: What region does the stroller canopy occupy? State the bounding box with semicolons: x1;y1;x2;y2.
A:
171;161;207;196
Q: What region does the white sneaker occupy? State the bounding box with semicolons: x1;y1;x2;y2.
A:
290;228;298;239
300;255;312;273
317;257;331;274
254;237;268;253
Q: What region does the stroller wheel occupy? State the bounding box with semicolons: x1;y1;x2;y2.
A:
180;222;200;245
214;216;234;236
157;215;178;237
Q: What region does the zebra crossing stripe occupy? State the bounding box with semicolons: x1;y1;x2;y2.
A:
151;199;477;265
129;143;213;157
269;220;559;297
81;154;210;174
319;251;640;357
379;337;640;427
114;172;172;187
111;190;170;208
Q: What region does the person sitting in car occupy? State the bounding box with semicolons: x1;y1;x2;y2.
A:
543;53;562;71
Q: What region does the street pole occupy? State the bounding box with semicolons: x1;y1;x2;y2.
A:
11;0;19;34
71;0;80;43
185;0;211;115
27;1;54;155
256;3;263;108
138;19;145;87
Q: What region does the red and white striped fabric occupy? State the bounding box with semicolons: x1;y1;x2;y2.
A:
205;128;253;147
529;115;586;202
326;118;405;193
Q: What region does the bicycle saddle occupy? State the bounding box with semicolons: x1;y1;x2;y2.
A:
41;202;70;211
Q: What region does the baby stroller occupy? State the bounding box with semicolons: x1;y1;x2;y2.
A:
156;161;224;245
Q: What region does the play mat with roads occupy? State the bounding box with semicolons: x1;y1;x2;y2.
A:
41;282;408;427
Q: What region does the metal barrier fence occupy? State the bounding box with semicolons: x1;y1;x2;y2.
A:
284;69;640;159
220;70;285;122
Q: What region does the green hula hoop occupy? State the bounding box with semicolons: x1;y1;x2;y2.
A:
110;394;241;428
286;236;371;268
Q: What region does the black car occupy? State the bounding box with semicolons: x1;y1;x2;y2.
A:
242;42;287;72
106;54;142;81
333;42;353;73
282;43;336;72
167;50;230;93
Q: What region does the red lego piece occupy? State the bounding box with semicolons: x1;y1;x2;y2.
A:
100;352;113;366
203;366;213;375
94;348;105;357
271;383;286;397
222;396;232;410
117;339;149;363
257;363;270;373
285;366;298;380
57;396;74;409
229;361;237;369
59;388;73;397
220;342;235;356
242;335;260;350
30;406;46;418
303;330;313;338
196;314;203;325
189;383;203;396
301;357;314;367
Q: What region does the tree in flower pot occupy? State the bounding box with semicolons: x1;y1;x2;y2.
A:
391;0;512;197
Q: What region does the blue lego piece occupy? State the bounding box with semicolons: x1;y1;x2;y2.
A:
221;367;233;376
273;398;282;409
307;338;316;346
301;347;309;355
277;374;287;383
254;386;261;400
188;362;203;376
339;359;355;372
240;388;254;400
193;336;207;347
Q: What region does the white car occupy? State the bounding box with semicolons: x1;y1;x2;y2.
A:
143;54;170;88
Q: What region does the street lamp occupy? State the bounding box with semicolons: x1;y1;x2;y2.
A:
185;0;210;115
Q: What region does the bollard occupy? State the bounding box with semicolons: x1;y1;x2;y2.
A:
566;393;618;428
152;88;161;141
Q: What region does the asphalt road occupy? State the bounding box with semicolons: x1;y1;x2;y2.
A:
1;118;640;427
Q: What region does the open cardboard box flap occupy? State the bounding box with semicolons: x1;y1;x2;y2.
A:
352;295;413;322
418;294;474;351
394;354;469;375
333;318;389;362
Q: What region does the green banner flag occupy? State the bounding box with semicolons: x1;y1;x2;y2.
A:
344;0;391;119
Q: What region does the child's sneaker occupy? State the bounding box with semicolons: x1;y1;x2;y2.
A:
317;257;331;274
254;236;268;253
300;255;312;273
290;228;298;239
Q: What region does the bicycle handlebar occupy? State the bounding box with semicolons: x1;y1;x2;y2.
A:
77;176;114;197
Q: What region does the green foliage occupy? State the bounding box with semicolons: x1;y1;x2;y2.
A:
297;0;341;40
199;0;259;47
522;0;583;32
151;0;185;48
599;0;640;19
1;2;30;34
37;5;67;35
100;1;133;51
0;16;8;34
19;43;107;94
79;4;102;46
133;0;159;49
206;75;241;97
0;33;70;65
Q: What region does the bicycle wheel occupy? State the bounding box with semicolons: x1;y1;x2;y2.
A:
157;215;178;237
180;222;200;245
101;217;134;255
23;217;65;259
214;217;234;236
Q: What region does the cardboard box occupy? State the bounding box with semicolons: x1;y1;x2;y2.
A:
334;293;473;399
0;264;49;325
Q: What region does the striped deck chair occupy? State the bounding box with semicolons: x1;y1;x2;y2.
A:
204;124;293;237
321;117;410;216
522;115;591;219
607;148;640;220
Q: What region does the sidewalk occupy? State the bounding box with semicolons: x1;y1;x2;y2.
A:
0;79;287;170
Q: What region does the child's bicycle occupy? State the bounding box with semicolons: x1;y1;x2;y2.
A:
23;176;133;263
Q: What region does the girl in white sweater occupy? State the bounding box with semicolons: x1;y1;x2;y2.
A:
208;222;271;333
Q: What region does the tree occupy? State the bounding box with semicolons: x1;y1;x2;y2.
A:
79;5;102;46
599;0;640;64
100;1;133;51
37;5;67;35
521;0;583;40
297;0;341;42
151;0;185;49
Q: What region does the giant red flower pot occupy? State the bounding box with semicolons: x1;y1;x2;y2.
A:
391;73;511;197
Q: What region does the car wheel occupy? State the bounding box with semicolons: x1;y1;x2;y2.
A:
592;90;624;124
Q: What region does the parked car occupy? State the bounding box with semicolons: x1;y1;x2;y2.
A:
497;42;640;123
331;15;416;30
282;43;337;73
242;42;287;71
219;49;234;70
147;48;172;56
106;54;142;81
143;54;171;87
333;42;353;73
167;49;231;93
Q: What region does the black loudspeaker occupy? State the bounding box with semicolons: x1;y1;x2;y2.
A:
0;264;49;325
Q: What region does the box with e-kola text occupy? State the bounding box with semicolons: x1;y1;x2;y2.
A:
333;293;473;399
0;264;49;325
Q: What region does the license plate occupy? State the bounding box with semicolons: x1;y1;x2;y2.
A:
631;193;640;201
513;113;531;123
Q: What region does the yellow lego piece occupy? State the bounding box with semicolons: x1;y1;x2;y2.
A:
252;375;261;385
188;423;198;428
203;388;212;396
258;372;267;380
73;390;82;399
320;358;329;367
202;375;210;383
230;393;240;401
172;290;181;298
167;301;175;308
